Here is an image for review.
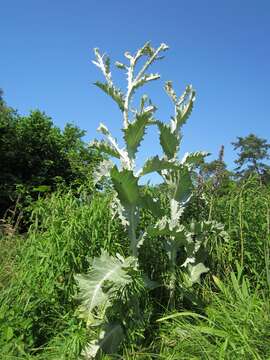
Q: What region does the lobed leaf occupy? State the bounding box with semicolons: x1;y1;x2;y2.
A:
139;156;180;176
95;81;125;112
123;111;152;158
155;120;180;159
90;139;120;159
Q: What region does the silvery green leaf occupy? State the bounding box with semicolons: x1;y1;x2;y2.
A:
90;140;120;159
82;323;124;359
97;123;110;136
96;124;131;168
110;166;140;207
155;120;180;159
139;156;179;176
95;81;125;112
181;151;210;167
123;111;152;158
93;48;113;86
111;195;129;227
171;85;196;132
93;159;114;185
187;262;209;284
74;251;134;313
170;198;185;228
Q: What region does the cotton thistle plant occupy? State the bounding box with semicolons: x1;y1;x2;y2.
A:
75;42;227;358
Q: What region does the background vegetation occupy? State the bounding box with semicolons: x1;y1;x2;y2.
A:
0;88;270;359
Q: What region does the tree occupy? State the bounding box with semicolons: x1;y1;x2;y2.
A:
0;94;102;222
232;134;270;179
198;145;232;192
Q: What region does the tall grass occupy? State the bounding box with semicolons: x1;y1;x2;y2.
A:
157;265;270;359
0;189;126;358
1;177;270;359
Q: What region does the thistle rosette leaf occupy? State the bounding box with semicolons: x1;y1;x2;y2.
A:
75;251;136;314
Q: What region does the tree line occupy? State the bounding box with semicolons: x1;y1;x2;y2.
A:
1;88;270;229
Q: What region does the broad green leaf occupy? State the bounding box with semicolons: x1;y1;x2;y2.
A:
90;140;120;159
74;251;134;313
123;111;152;158
110;166;140;207
155;121;180;159
95;81;125;112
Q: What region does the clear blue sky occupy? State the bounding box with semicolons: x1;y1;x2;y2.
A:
1;0;270;177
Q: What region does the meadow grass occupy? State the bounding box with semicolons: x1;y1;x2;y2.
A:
1;178;270;359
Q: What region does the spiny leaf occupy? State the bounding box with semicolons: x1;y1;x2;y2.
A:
74;251;134;314
181;151;210;167
110;166;140;207
155;120;180;159
172;86;196;132
140;156;179;176
95;81;125;112
90;139;120;159
123;111;152;158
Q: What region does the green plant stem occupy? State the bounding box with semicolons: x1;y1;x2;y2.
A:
128;206;138;257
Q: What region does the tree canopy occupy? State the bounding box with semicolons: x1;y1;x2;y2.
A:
232;134;270;179
0;93;102;219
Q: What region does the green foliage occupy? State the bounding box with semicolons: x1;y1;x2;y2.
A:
206;175;270;280
0;189;126;358
158;266;270;359
232;133;270;179
0;103;102;224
